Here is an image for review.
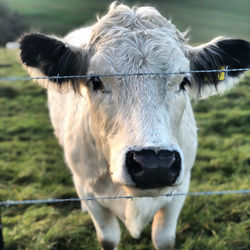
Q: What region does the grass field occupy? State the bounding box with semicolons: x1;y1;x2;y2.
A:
3;0;250;43
0;47;249;250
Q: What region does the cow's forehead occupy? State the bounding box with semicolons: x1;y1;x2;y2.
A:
89;30;189;84
88;5;189;79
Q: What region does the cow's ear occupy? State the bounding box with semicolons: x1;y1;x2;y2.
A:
187;37;250;99
20;33;89;92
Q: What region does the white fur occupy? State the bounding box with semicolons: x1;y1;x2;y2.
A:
23;3;245;249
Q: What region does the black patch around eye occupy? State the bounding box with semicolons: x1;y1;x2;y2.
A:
179;77;191;91
88;76;104;91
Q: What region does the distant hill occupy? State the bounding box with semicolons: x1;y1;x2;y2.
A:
4;0;250;43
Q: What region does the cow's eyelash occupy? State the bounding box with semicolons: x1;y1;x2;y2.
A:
179;77;191;91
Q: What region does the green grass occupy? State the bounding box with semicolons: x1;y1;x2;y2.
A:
3;0;250;43
0;49;249;249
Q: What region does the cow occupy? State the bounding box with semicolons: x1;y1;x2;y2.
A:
19;3;250;250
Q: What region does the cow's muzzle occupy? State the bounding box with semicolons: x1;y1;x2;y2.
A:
126;149;181;189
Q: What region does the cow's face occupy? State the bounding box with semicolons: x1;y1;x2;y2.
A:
20;4;250;196
86;24;189;196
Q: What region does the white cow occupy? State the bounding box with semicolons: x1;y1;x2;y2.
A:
20;3;250;250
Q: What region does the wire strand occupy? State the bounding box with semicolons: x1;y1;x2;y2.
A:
0;68;249;82
0;189;249;207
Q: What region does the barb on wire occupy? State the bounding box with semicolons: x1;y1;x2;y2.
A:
0;189;249;207
0;68;249;82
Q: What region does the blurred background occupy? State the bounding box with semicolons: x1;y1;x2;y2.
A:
1;0;250;46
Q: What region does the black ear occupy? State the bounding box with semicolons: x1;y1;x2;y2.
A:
190;38;250;87
20;33;88;91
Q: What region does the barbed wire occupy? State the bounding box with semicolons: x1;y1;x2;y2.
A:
0;189;249;207
0;68;249;206
0;68;249;82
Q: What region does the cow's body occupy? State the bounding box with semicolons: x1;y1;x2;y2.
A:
20;3;250;249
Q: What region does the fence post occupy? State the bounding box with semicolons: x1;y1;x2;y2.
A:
0;207;4;250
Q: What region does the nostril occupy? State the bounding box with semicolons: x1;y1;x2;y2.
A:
158;150;181;176
170;151;181;178
126;151;143;174
158;150;176;168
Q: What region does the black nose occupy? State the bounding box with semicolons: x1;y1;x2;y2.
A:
126;149;181;189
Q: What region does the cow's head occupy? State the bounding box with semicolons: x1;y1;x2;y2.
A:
20;3;250;196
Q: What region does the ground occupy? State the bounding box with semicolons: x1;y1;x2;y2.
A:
0;49;249;249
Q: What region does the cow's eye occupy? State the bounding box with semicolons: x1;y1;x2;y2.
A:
88;76;104;91
179;77;191;91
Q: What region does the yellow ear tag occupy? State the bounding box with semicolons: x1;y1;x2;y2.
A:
218;66;225;80
204;66;226;82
